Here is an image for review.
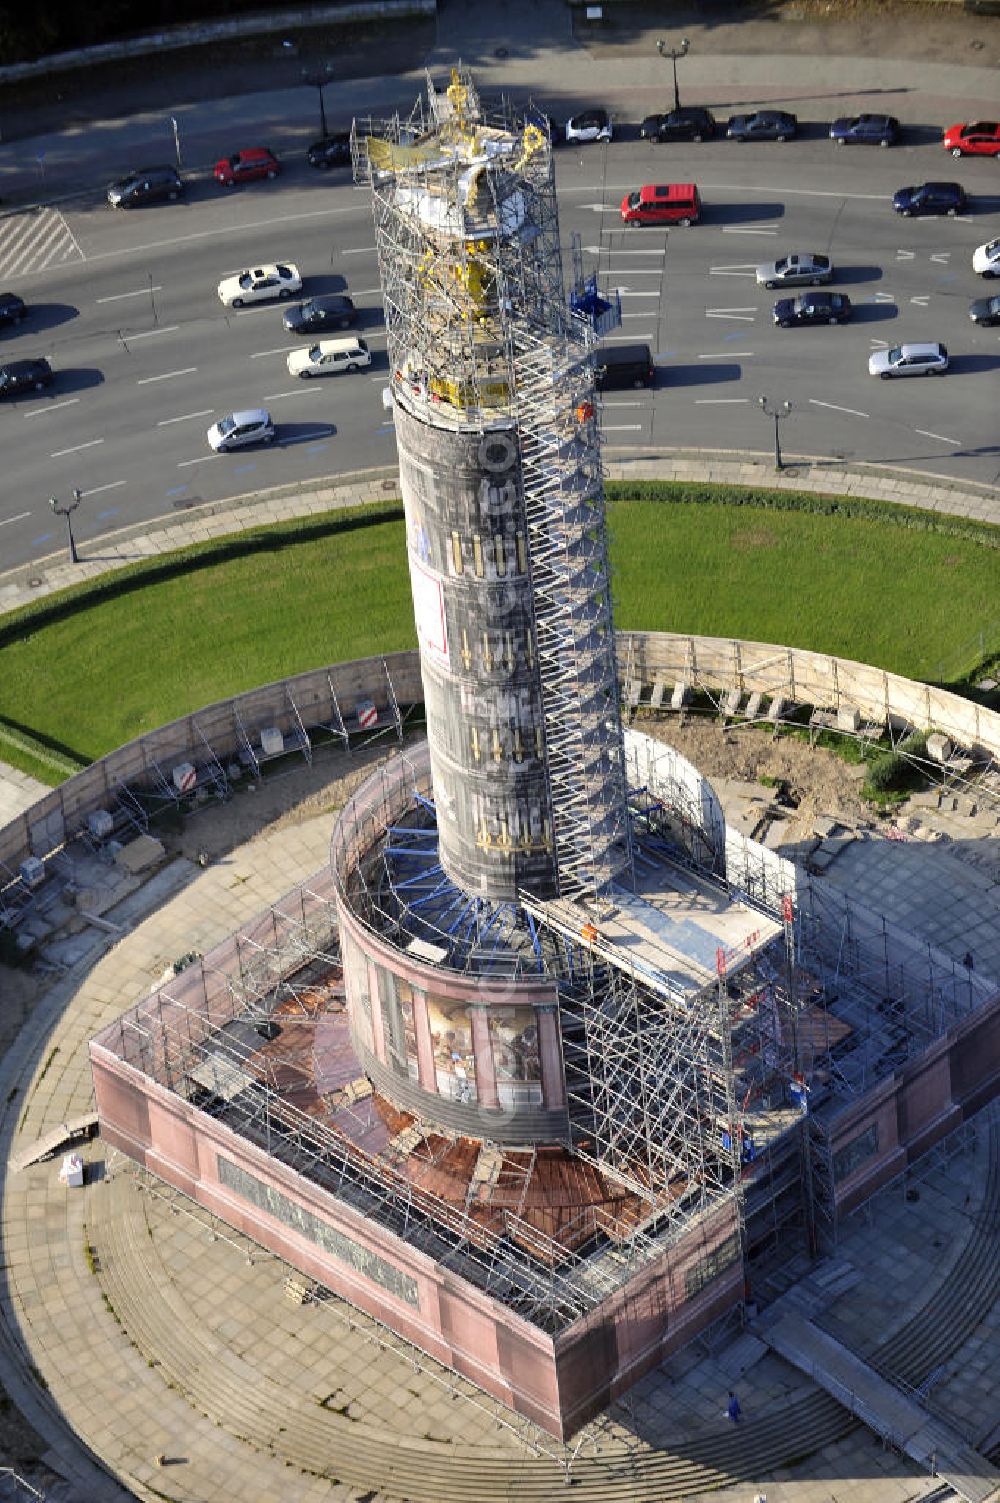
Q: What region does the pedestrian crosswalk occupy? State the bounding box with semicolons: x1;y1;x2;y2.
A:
0;205;84;280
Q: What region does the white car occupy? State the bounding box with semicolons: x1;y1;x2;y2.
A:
217;263;302;308
564;109;612;144
286;337;371;378
868;342;948;379
972;238;1000;278
207;408;276;451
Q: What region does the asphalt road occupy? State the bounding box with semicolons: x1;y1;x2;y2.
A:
4;104;1000;570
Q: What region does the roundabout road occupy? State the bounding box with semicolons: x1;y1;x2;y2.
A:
3;49;1000;570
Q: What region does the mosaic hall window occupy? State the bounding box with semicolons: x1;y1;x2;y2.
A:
427;996;477;1103
341;931;374;1056
490;1007;542;1108
377;966;419;1084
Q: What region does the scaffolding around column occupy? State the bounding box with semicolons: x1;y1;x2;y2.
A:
352;65;632;902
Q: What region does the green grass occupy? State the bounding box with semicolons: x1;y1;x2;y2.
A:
610;498;1000;676
0;486;997;787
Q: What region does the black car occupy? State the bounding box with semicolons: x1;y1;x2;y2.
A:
726;110;797;142
969;293;1000;326
0;292;26;330
829;113;899;147
107;165;184;208
306;132;352;169
893;181;966;217
282;294;358;334
0;358;53;397
526;108;561;145
640;107;717;143
773;291;852;327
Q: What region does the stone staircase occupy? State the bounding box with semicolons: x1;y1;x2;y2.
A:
80;1117;1000;1502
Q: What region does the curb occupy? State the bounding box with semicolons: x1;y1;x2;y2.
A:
1;452;997;619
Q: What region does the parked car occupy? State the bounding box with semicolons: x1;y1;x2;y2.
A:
286;336;371;377
773;291;852;326
307;132;352;169
726;110;797;142
207;409;275;451
756;253;832;289
282;294;357;334
829;113;899;147
217;263;302;308
972;238;1000;276
868;342;948;379
639;107;716;143
0;292;27;330
0;357;52;397
564;109;612;144
892;182;966;216
942;121;1000;158
107;165;184;208
525;109;561;145
969;294;1000;326
213;148;281;186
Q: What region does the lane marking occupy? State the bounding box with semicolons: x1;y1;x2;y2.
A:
706;310;756;321
82;480;126;497
695;397;750;404
78;204;370;267
177;455;214;468
97;286;163;303
127;325;179;340
281;429;336;444
0;510;31;527
136;367;197;385
722;226;778;235
910;296;930;307
617;291;659;299
915;428;959;444
157;409;214;427
809;399;869;418
251;345;298;359
601;424;643;431
584;245;665;256
603;332;654;342
341;246;377;256
261;386;323;401
698;350;753;358
23;397;79;418
50;437;104;457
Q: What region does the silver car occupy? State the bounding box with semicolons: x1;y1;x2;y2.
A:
756;253;832;289
867;342;948;379
207;408;276;451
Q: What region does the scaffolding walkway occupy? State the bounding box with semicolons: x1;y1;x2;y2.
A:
758;1309;1000;1503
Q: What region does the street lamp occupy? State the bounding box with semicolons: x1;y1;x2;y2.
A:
49;487;82;563
656;36;690;113
758;397;792;471
302;60;334;139
169;115;182;170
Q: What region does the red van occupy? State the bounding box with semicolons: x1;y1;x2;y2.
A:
621;182;701;227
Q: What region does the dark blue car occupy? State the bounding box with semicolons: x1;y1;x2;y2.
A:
830;113;899;147
893;181;966;216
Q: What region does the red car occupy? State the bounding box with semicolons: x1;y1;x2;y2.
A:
213;148;281;186
943;121;1000;158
